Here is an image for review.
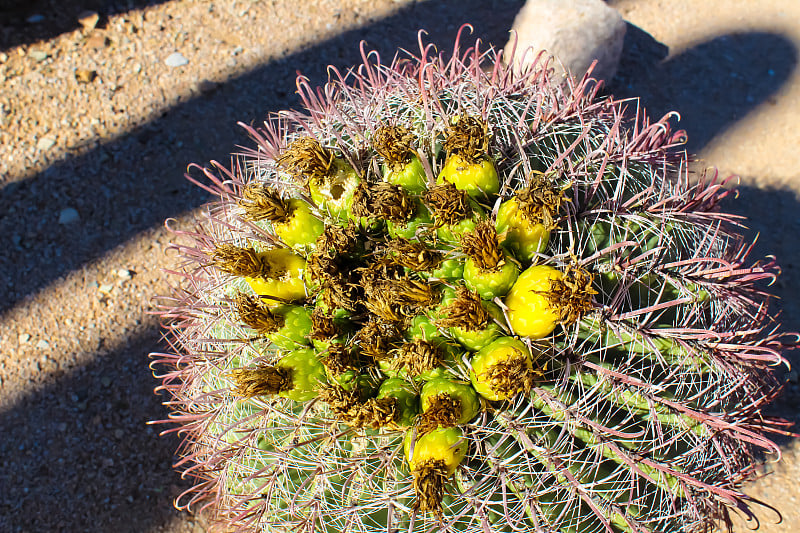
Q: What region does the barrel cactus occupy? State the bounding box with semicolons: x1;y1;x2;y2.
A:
151;27;795;533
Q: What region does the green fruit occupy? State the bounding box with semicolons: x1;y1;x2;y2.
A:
437;154;499;199
266;305;312;350
276;348;327;402
496;197;549;262
428;257;464;281
404;427;467;475
436;215;479;244
386;200;432;239
470;337;533;401
449;300;503;351
384;156;428;193
420;379;480;425
273;198;325;250
376;378;419;427
463;253;519;299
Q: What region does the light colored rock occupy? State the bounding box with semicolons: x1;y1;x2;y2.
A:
504;0;626;83
78;10;100;31
36;136;55;151
165;52;189;67
58;207;80;224
29;50;48;62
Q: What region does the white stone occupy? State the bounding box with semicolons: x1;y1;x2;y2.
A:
504;0;626;83
37;136;55;151
58;207;80;224
165;52;189;67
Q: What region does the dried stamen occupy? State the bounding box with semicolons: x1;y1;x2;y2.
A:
413;459;449;514
351;397;400;429
482;354;540;399
321;277;362;312
372;182;415;222
319;384;363;422
353;320;404;361
385;238;444;272
548;263;597;326
232;292;284;335
315;222;360;258
239;184;294;223
321;344;359;376
461;221;504;271
418;394;461;434
424;183;472;227
212;244;267;278
374;124;416;170
436;287;490;331
277;137;335;186
306;251;340;286
310;306;340;342
515;172;571;230
443;114;490;164
364;277;439;322
393;340;443;377
229;365;292;398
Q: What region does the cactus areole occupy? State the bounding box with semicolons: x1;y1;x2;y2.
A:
151;27;796;533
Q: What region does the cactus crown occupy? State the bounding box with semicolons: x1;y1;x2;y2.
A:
152;26;794;533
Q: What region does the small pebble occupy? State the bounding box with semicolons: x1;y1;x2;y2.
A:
114;429;125;439
75;69;97;83
26;14;45;24
78;10;100;31
37;136;56;151
165;52;189;67
117;268;133;280
98;284;114;294
29;50;48;62
58;207;80;225
86;33;108;50
101;376;112;387
19;333;31;343
36;339;50;350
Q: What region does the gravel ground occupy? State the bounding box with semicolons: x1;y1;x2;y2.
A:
0;0;798;531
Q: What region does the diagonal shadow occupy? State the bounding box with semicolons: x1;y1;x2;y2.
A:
0;1;526;530
608;25;798;154
0;0;171;51
0;0;526;315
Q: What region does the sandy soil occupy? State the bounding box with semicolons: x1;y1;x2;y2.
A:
0;0;798;531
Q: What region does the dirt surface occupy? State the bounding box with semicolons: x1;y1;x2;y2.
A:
0;0;798;531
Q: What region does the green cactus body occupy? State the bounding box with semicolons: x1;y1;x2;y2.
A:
154;29;793;533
